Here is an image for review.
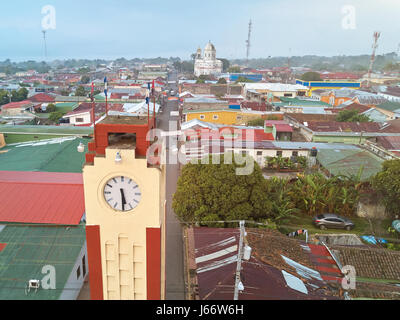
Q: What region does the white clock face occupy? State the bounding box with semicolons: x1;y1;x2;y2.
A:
103;176;142;212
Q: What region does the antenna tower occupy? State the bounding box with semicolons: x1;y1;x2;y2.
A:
42;30;48;60
367;31;381;88
246;20;252;65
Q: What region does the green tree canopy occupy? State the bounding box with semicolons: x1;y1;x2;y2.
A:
228;66;241;73
172;154;273;226
219;58;230;72
49;111;66;124
336;109;371;122
235;76;254;83
75;86;87;97
11;88;28;102
372;160;400;216
80;75;90;84
217;77;227;84
247;118;265;127
300;72;322;81
45;103;56;113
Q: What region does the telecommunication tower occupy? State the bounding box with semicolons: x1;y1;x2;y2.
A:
367;31;381;87
246;20;252;65
42;30;48;59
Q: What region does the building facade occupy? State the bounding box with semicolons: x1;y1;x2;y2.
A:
194;42;223;77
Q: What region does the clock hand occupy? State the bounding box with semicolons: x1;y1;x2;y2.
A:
120;189;127;211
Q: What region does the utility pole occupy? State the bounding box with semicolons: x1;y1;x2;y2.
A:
367;31;381;88
234;221;245;300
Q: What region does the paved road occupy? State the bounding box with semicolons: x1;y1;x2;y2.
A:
158;71;186;300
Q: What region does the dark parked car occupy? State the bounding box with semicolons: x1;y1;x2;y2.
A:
312;214;355;231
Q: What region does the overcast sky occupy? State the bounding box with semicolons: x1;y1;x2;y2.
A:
0;0;399;61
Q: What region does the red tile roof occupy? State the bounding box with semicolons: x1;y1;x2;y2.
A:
191;127;275;142
28;93;55;103
241;101;269;111
0;171;84;225
306;121;400;133
1;100;33;110
265;120;294;133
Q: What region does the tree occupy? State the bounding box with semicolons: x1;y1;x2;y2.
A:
45;103;56;113
247;118;265;127
0;90;10;105
49;111;66;124
336;109;370;122
11;88;28;102
228;66;241;73
75;86;87;97
235;76;254;83
217;77;227;84
80;75;90;84
300;72;322;81
172;154;273;225
219;58;230;72
372;160;400;216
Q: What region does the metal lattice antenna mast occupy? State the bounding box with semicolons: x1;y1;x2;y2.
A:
42;30;48;60
397;43;400;60
367;31;381;88
246;20;252;65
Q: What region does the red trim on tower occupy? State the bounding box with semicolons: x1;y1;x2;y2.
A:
86;225;104;300
146;227;161;300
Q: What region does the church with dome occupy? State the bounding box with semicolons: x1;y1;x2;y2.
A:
194;41;223;77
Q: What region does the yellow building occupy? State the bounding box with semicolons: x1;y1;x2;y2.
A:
185;109;239;125
184;108;275;126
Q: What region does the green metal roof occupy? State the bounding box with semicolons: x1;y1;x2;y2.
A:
0;125;93;135
0;224;86;300
317;149;383;181
55;103;78;112
0;137;90;173
376;101;400;112
274;97;331;107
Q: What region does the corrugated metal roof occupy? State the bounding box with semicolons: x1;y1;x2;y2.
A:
0;137;89;173
317;149;383;180
192;228;340;300
0;225;85;300
0;171;84;225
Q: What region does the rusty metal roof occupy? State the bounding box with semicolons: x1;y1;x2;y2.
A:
192;227;341;300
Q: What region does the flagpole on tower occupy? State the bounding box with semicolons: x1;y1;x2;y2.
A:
104;77;108;116
91;82;96;136
152;80;156;129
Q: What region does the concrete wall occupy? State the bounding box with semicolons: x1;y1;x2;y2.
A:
59;241;88;300
227;148;309;168
316;234;363;246
67;112;92;126
0;133;5;148
357;200;389;219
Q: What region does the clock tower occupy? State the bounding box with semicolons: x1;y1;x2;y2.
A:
83;115;165;300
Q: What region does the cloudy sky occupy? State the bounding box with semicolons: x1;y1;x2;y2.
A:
0;0;399;61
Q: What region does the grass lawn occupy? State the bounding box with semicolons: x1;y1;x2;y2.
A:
281;212;386;237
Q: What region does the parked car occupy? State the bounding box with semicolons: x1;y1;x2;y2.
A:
312;214;355;231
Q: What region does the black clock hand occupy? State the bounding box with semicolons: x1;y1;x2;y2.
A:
120;189;127;210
